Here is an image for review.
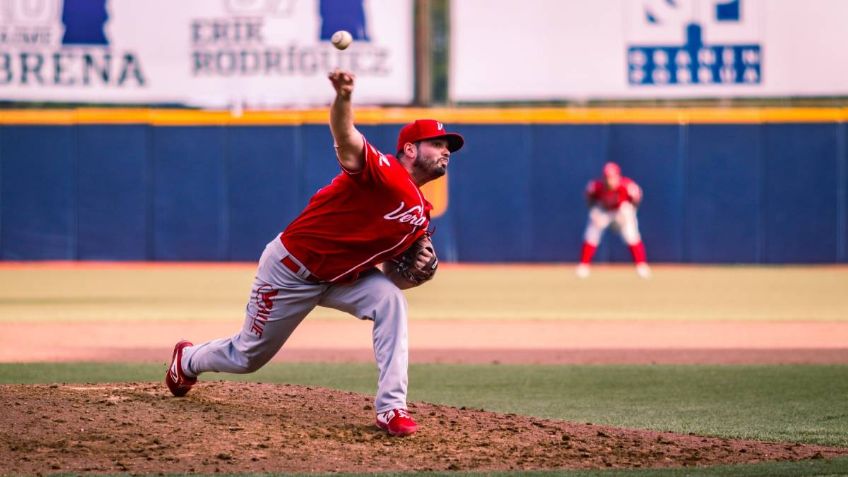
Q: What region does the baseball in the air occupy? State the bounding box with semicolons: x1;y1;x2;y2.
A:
331;30;353;50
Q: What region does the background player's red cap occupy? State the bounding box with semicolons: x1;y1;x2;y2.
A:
396;119;464;154
603;162;621;177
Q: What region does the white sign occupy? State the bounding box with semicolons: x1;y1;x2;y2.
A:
451;0;848;101
0;0;413;107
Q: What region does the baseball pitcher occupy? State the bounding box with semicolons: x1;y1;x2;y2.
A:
577;162;650;278
166;69;464;437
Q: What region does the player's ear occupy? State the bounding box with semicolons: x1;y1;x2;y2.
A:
402;141;417;158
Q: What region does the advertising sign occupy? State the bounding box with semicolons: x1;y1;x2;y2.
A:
0;0;413;106
451;0;848;101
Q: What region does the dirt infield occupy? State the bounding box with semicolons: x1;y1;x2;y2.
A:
2;382;845;474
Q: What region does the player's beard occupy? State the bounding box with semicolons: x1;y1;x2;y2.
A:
413;154;447;181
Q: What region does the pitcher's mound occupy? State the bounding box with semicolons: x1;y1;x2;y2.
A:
1;382;844;474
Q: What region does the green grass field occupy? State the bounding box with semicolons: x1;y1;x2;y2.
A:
1;264;847;476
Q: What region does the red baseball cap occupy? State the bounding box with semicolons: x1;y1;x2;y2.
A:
396;119;464;155
603;162;621;177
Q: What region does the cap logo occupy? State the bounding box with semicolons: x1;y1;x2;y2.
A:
436;122;444;131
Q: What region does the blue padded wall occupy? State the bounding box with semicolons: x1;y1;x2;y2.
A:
841;123;848;262
1;120;846;263
298;125;339;209
152;127;228;260
448;125;534;261
1;127;76;259
686;125;761;262
77;126;149;260
226;127;302;261
763;124;838;263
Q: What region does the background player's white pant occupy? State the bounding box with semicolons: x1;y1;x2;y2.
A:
182;236;409;414
583;202;642;246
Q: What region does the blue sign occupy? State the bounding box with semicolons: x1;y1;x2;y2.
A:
628;0;761;86
61;0;109;45
319;0;370;41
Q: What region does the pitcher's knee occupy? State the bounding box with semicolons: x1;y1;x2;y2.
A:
381;281;407;305
362;280;407;319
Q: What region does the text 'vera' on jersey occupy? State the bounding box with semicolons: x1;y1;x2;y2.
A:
586;178;642;211
281;137;432;283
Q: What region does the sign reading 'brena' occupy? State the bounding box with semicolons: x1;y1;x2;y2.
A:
0;0;146;88
0;0;413;106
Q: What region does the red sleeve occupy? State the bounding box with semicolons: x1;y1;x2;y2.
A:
339;136;392;185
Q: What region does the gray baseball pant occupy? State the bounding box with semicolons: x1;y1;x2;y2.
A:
180;236;409;413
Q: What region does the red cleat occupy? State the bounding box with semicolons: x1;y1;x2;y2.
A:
376;408;419;436
165;340;197;397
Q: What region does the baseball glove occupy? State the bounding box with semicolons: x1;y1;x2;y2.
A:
390;233;438;286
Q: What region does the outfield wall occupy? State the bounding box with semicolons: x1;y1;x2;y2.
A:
1;109;846;263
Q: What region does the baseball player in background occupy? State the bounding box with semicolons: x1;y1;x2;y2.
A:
576;162;651;279
165;69;464;437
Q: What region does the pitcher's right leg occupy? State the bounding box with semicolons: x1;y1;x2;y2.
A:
318;270;416;435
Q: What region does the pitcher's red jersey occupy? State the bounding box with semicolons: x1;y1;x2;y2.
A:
281;137;431;283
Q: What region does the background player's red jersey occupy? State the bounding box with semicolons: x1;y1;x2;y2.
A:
281;137;431;283
586;177;642;211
